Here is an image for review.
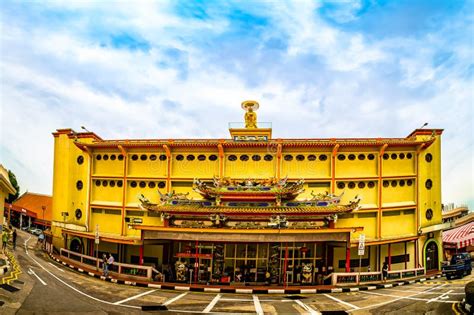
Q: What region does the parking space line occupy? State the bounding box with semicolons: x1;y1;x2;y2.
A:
294;299;321;315
253;295;263;315
203;294;222;313
323;294;359;310
386;288;464;295
113;289;157;305
48;262;65;272
362;289;458;304
163;292;188;306
427;289;453;304
28;268;47;285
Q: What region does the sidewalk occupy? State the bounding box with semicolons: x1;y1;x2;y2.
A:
49;252;442;294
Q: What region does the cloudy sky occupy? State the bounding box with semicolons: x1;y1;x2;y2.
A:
1;0;473;208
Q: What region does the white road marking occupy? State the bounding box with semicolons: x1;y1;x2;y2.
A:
356;284;454;311
427;289;453;303
22;235;140;309
362;289;458;304
294;299;321;315
113;289;157;305
163;292;188;306
203;294;222;313
48;262;65;272
386;288;464;295
28;268;47;285
253;295;263;315
323;293;360;310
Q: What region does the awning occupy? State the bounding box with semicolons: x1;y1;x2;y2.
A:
443;222;474;249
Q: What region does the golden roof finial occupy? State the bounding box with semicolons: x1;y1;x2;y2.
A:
241;100;259;128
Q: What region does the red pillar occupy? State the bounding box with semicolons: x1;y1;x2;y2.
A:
345;244;351;272
388;243;392;271
139;244;144;265
194;240;199;284
89;239;94;257
283;243;289;287
404;241;407;269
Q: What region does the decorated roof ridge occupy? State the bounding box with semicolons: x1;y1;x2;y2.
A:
74;137;435;148
138;203;359;214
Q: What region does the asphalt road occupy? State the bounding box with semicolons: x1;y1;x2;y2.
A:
1;230;470;315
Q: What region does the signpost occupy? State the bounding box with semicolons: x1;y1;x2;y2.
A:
358;234;365;284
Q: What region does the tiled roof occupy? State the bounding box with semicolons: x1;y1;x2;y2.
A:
12;192;52;221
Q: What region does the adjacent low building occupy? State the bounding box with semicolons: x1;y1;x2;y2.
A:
50;101;443;284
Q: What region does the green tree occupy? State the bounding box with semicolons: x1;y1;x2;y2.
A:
6;170;20;203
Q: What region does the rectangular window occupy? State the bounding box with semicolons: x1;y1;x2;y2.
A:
358;212;377;218
403;209;415;215
104;209;121;215
92;208;103;214
308;182;331;188
172;181;193;187
382;211;401;217
126;210;144;217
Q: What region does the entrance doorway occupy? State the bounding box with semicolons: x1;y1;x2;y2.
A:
70;238;83;254
425;241;439;271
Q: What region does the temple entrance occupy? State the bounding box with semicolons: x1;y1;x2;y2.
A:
425;241;439;271
69;238;83;254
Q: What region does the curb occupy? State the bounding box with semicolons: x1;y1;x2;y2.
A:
49;253;442;294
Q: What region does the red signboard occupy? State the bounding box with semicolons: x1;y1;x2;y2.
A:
175;253;213;259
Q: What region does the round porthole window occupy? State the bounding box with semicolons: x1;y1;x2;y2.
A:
240;155;249;161
111;154;116;161
284;155;293;161
159;154;167;161
176;154;184;161
131;154;138;161
139;181;146;188
76;180;83;190
337;182;345;189
150;154;157;161
75;209;82;220
228;155;237;161
209;155;218;161
198;155;206;161
368;181;375;189
348;182;355;189
358;154;365;160
96;154;102;161
425;153;433;163
348;154;356;161
296;155;305;161
307;155;316;161
319;155;327;161
367;154;375;160
264;154;273;161
425;179;433;190
358;182;366;189
383;153;389;160
130;181;137;188
118;154;124;161
338;154;346;161
187;155;195;161
158;182;166;189
426;208;433;220
252;155;261;161
77;156;84;165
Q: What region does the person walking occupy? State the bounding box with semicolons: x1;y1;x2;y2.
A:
102;253;108;277
12;229;17;251
106;253;115;277
382;261;389;283
2;230;9;253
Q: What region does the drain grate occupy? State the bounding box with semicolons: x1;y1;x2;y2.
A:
0;284;20;292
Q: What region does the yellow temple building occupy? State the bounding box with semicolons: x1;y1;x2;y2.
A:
50;101;443;285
